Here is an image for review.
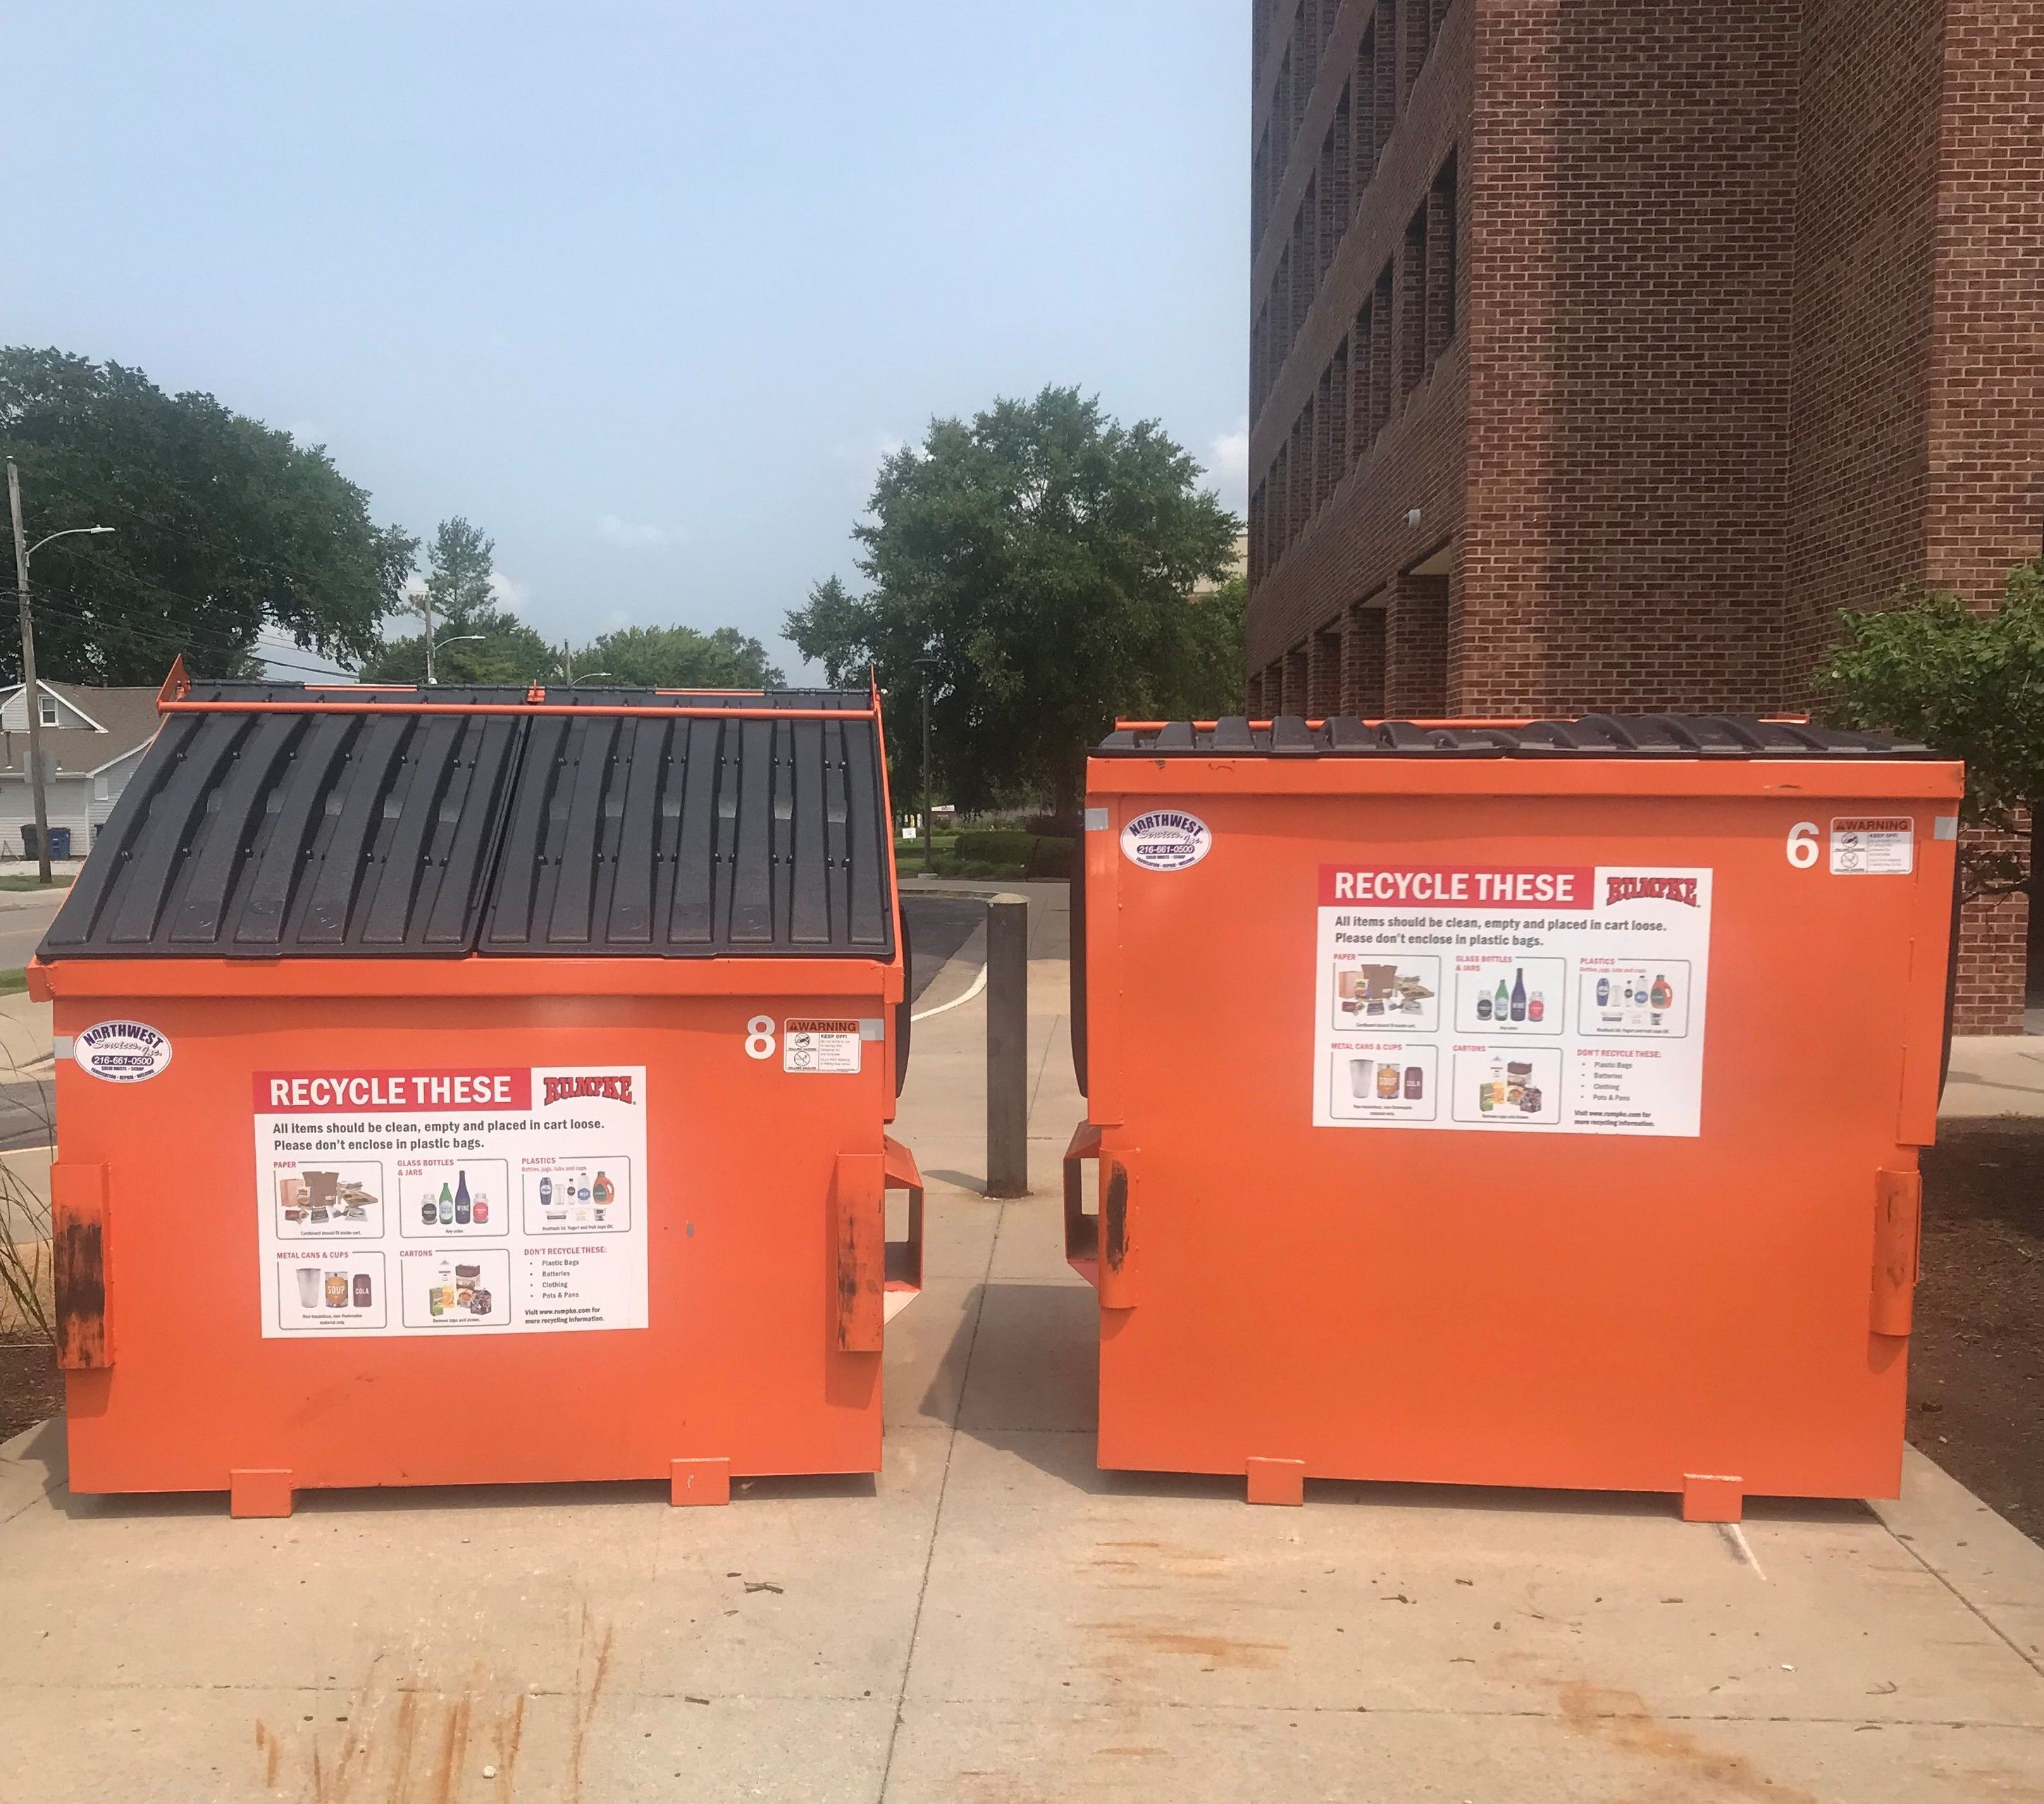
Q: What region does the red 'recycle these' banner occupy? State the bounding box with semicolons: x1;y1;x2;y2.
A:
253;1069;533;1112
1319;865;1597;908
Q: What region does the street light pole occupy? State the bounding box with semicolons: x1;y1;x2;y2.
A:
915;654;939;877
6;461;113;885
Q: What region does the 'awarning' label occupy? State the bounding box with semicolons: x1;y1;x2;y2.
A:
1831;817;1914;875
783;1020;863;1074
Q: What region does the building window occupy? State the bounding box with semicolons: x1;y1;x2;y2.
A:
38;696;57;727
94;774;109;802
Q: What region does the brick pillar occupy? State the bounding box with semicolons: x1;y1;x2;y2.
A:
1397;211;1428;401
1244;669;1263;717
1385;573;1449;717
1280;645;1309;716
1342;605;1387;717
1307;627;1343;718
1952;820;2033;1034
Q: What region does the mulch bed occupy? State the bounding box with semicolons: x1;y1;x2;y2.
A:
0;1335;60;1447
1913;1118;2044;1540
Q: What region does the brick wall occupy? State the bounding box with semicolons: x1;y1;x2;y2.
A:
1921;0;2044;607
1456;0;1801;716
1955;821;2033;1035
1782;0;1945;685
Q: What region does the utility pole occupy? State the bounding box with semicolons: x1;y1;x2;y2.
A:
421;583;438;685
915;653;939;877
7;462;51;885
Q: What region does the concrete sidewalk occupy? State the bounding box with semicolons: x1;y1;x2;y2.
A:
1942;1034;2044;1118
1;889;2042;1799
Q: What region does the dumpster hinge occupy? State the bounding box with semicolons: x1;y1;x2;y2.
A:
51;1163;111;1371
1062;1124;1136;1306
831;1151;886;1353
1871;1166;1922;1338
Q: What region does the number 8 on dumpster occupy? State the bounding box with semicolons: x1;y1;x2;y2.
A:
744;1015;777;1061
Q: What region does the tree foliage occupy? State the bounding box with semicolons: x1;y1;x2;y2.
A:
785;386;1242;811
0;347;414;683
578;624;784;688
359;519;788;690
357;519;556;684
1820;559;2044;894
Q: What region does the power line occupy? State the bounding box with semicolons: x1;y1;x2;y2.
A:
20;596;361;684
9;572;373;667
13;467;413;595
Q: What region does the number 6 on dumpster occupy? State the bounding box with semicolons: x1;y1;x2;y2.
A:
1786;821;1820;870
744;1015;778;1060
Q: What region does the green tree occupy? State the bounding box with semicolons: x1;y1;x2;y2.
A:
1820;559;2044;897
785;386;1241;813
357;518;556;684
575;624;785;688
0;347;414;682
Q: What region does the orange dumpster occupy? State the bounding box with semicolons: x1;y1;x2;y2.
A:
1067;714;1962;1519
33;669;923;1516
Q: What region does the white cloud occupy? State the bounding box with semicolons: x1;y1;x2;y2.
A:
1204;421;1250;514
595;513;676;551
831;432;908;505
488;571;531;610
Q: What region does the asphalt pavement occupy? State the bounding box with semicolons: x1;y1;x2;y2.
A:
0;888;68;972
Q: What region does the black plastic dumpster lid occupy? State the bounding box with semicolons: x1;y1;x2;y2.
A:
1094;714;1938;758
41;682;897;960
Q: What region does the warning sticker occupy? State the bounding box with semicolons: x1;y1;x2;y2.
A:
1314;865;1713;1137
783;1019;863;1074
254;1065;648;1338
1831;816;1915;875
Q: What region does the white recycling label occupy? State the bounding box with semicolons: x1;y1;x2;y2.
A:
1313;863;1714;1138
254;1064;648;1338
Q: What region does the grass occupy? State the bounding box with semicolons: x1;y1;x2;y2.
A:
0;971;24;997
0;875;71;893
893;832;1072;881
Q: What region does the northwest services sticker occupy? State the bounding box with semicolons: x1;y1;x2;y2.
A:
74;1019;173;1083
1120;810;1212;872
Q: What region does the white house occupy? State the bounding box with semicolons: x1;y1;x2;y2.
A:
0;681;163;857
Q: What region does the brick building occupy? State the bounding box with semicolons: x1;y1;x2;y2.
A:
1244;0;2043;1030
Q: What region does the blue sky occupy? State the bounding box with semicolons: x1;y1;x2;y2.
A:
6;1;1249;677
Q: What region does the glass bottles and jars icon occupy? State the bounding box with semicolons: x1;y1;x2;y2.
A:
1475;968;1542;1026
418;1171;491;1229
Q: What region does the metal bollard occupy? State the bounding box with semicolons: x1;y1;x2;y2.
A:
985;894;1030;1197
